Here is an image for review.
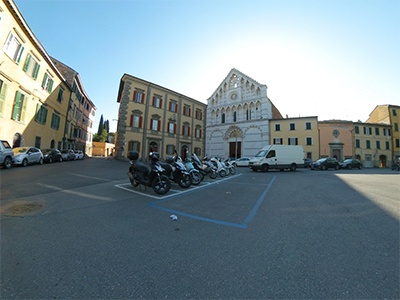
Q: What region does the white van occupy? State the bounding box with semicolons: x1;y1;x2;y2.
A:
249;145;304;172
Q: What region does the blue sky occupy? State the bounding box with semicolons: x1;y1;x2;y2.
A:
14;0;400;132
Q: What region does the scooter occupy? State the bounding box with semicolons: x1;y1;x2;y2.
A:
210;157;229;177
185;156;202;185
224;159;236;175
192;154;217;179
127;150;171;195
159;150;192;188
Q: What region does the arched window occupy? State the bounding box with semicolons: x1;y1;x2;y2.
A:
221;113;225;124
233;111;237;122
149;141;158;152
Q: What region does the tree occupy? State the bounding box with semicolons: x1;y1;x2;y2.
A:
97;115;104;135
93;129;108;142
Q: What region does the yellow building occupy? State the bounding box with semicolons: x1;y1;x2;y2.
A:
115;74;206;161
269;116;319;160
354;122;393;168
366;105;400;162
92;142;114;157
0;0;68;149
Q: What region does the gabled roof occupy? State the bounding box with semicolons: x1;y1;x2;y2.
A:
208;68;267;99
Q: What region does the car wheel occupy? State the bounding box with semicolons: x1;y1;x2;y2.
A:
290;164;296;172
49;156;53;163
261;164;269;172
22;158;28;167
335;165;339;170
321;165;326;170
59;157;63;162
3;157;12;169
39;158;43;165
348;165;352;170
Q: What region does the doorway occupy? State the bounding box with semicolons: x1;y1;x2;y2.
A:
229;141;241;159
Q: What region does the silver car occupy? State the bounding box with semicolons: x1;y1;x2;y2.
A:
12;147;43;167
60;149;75;161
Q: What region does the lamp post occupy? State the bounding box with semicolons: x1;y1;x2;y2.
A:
234;133;237;161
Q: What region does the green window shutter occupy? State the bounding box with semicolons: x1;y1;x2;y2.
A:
16;46;24;64
0;82;8;115
43;107;48;124
23;54;31;72
12;91;22;120
42;73;48;89
20;95;27;122
33;64;40;80
35;104;40;122
48;79;54;93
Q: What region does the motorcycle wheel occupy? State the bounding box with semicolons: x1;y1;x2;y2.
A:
219;169;226;177
191;171;202;185
209;170;217;179
152;175;171;195
178;174;192;188
229;167;236;175
129;174;140;187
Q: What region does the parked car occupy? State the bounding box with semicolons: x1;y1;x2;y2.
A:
60;149;75;161
0;140;14;169
340;159;362;170
74;150;84;160
12;147;43;167
311;158;339;170
41;148;63;163
304;158;312;168
233;157;251;167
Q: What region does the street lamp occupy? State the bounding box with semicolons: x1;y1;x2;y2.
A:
233;133;237;161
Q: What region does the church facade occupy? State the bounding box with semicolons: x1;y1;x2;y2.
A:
205;69;283;159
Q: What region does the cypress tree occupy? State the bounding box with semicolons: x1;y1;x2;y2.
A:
98;115;104;135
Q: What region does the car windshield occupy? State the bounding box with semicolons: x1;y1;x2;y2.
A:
255;150;268;158
343;159;352;163
315;158;326;163
13;147;28;154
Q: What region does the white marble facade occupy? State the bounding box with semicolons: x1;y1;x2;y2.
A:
205;69;274;159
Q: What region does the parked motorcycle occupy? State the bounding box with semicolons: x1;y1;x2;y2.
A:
127;150;171;195
185;156;202;185
159;150;192;188
192;154;217;179
224;159;236;175
210;157;229;177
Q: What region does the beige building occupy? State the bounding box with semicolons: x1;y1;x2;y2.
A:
318;120;354;161
115;73;206;161
269;116;319;160
92;141;114;157
354;122;392;168
366;104;400;162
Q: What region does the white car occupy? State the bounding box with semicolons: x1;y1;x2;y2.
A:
74;150;84;160
233;157;251;167
12;147;43;167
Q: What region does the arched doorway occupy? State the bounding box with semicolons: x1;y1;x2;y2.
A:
181;145;188;161
379;155;387;168
50;139;55;149
149;141;158;152
13;133;22;148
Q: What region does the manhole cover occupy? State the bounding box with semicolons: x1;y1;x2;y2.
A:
0;201;45;217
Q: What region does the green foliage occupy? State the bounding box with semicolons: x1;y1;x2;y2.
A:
93;129;109;142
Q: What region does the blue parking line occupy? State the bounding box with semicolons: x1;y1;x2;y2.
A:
148;175;276;229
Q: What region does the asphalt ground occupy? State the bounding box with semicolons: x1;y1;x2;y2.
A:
1;158;399;299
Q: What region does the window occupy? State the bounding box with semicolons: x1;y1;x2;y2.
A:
305;122;312;130
396;139;399;148
363;127;372;135
355;126;359;134
3;32;24;64
366;140;371;149
152;96;162;108
57;87;64;103
395;123;399;132
266;150;276;158
35;136;41;149
375;128;379;135
166;144;175;155
35;104;48;124
182;124;190;136
183;105;191;116
168;122;176;134
23;54;40;79
386;141;390;150
273;138;282;144
275;124;281;131
355;139;360;148
12;91;27;122
133;91;144;103
288;137;298;145
195;128;202;138
383;128;391;136
130;115;142;128
376;141;380;149
150;119;160;131
128;141;141;152
195;109;203;120
393;109;397;116
306;137;312;145
51;113;60;130
221;113;225;123
194;147;201;156
233;111;237;122
169;101;178;112
0;79;8;115
42;73;54;93
289;123;296;131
